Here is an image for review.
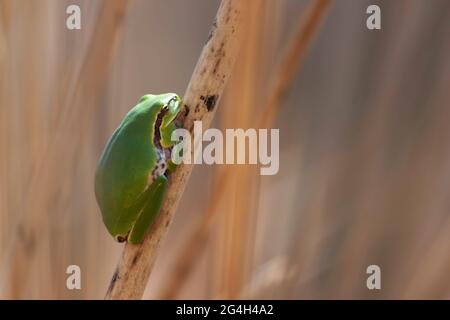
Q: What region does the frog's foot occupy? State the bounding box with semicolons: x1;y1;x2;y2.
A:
115;232;129;243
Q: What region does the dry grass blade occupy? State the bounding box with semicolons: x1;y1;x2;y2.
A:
104;0;245;300
0;0;131;298
158;0;332;299
259;0;332;128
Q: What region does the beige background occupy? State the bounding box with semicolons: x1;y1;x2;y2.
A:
1;0;450;299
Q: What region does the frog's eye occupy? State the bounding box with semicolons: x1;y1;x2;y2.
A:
168;96;178;105
165;96;179;111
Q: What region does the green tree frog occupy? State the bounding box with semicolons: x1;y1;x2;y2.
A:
95;93;181;244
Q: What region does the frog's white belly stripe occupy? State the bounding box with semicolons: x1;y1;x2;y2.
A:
146;149;166;186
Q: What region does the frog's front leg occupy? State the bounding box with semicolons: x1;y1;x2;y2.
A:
128;175;168;244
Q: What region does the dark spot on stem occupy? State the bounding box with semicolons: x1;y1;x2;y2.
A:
213;58;222;74
110;269;119;286
106;265;123;295
131;250;143;268
183;105;190;117
202;95;218;112
131;255;139;266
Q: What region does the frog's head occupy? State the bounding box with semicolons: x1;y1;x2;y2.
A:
156;93;181;149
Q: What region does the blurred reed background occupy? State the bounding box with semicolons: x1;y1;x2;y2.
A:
1;0;450;299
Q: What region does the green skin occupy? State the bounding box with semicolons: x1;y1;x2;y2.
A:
95;93;181;244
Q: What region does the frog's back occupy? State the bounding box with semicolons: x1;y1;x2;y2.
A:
95;98;161;235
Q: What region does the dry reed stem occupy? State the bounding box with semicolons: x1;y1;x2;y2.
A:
158;0;332;299
105;0;245;300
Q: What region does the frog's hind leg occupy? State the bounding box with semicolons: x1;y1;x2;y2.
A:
128;175;168;244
